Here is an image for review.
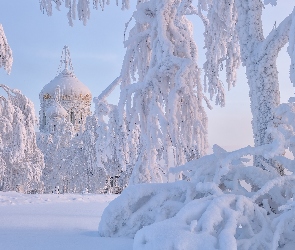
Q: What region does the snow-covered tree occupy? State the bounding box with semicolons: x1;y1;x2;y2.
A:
41;0;295;170
80;115;107;193
99;97;295;249
92;97;133;193
38;121;106;193
117;0;208;184
37;111;107;194
0;84;44;193
200;0;295;168
0;22;44;193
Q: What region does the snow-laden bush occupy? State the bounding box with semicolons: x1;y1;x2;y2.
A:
98;181;197;238
134;194;273;250
99;99;295;249
0;84;44;193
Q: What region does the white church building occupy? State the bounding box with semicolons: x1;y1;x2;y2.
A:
39;46;92;135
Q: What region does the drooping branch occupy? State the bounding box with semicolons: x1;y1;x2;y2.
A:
39;0;133;26
201;0;241;106
288;9;295;86
0;24;13;74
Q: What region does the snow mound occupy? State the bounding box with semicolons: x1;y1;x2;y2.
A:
134;194;272;250
99;181;197;238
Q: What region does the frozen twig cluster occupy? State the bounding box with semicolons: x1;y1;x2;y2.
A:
39;0;131;26
0;24;13;74
37;110;107;193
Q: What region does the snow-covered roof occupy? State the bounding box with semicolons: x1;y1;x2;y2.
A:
45;101;68;118
41;69;91;98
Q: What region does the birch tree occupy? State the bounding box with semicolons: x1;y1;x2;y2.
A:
200;0;295;168
0;84;44;193
118;0;208;184
0;25;44;193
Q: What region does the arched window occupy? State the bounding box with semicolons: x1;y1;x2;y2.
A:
70;111;75;124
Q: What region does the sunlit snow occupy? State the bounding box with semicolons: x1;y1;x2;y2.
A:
0;192;133;250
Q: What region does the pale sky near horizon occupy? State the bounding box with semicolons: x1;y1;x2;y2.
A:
0;1;294;153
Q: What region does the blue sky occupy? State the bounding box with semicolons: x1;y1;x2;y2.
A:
0;1;294;152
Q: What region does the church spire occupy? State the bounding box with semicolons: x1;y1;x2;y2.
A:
57;45;75;76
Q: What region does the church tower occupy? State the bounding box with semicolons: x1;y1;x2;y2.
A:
39;46;92;135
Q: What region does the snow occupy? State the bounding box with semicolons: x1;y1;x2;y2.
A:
41;69;91;98
0;24;13;74
0;192;133;250
45;101;68;118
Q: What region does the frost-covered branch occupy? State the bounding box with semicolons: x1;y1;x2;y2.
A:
202;0;295;169
116;0;208;185
0;24;13;74
39;0;132;26
0;84;44;193
201;0;240;106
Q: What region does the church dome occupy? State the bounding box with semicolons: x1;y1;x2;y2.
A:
39;46;92;135
45;101;68;119
41;69;91;99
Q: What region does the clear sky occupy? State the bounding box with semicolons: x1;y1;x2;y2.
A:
0;1;294;152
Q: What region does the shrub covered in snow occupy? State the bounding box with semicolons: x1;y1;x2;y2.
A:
99;99;295;249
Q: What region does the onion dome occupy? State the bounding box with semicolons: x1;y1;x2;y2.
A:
41;69;91;99
40;46;91;100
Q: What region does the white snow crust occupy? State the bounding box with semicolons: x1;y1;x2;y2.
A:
0;192;133;250
41;69;91;98
45;101;68;118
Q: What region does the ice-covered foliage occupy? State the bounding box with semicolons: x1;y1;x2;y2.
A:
201;0;295;168
99;99;295;249
39;0;295;170
200;0;240;107
117;0;208;184
39;0;131;26
0;24;13;74
92;97;133;193
37;115;106;194
0;85;44;193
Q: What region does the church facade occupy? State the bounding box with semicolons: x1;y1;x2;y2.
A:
39;46;92;135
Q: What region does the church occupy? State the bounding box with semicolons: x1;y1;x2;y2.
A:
39;46;92;135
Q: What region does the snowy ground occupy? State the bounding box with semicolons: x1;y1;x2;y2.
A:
0;192;133;250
